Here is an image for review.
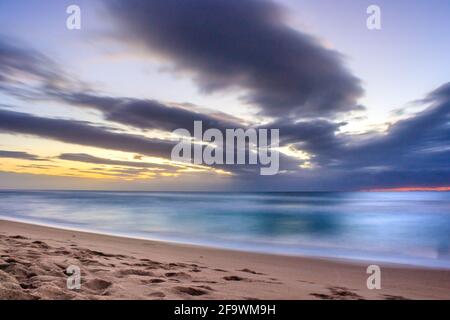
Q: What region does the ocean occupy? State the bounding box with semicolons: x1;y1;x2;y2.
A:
0;190;449;268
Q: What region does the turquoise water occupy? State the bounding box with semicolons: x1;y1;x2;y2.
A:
0;191;449;268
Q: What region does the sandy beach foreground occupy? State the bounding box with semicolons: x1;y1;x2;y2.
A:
0;219;449;300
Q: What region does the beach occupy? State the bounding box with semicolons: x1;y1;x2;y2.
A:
1;219;449;300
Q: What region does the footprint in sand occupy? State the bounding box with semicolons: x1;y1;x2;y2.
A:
84;278;113;291
31;241;50;249
142;278;166;284
79;258;107;267
116;269;155;277
310;286;364;300
382;294;410;300
148;291;166;298
10;235;29;240
173;286;209;296
195;285;214;291
223;275;249;282
85;249;126;259
33;283;77;300
238;268;265;275
192;280;218;284
165;272;192;280
139;259;163;269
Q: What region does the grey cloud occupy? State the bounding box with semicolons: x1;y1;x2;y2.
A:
232;82;450;190
0;35;88;102
52;92;243;132
0;109;175;159
0;37;244;135
106;0;363;118
0;150;44;161
340;82;450;171
59;153;177;171
284;83;450;189
0;37;62;83
1;29;449;190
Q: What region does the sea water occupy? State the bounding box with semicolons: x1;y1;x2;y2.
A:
0;190;449;268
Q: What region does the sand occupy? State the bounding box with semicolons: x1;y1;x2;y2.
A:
0;219;449;300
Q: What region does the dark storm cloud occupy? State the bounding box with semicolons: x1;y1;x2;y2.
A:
288;83;450;189
340;82;450;171
50;90;342;168
52;92;243;132
260;119;345;157
0;109;175;159
231;83;450;190
0;150;44;161
106;0;363;118
262;82;450;178
52;90;345;167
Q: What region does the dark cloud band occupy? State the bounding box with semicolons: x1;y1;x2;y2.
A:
0;150;44;161
107;0;363;118
0;109;175;159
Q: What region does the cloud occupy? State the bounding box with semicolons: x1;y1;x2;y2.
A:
0;36;246;134
0;36;72;99
0;37;62;84
106;0;363;118
0;109;175;159
58;153;176;171
339;82;450;172
0;34;351;175
260;82;450;181
51;92;244;132
284;83;450;189
1;30;449;190
3;80;449;189
259;118;345;162
0;150;44;161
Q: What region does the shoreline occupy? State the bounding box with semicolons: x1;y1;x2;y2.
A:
1;219;450;299
1;216;449;271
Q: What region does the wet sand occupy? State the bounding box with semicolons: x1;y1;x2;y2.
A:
1;219;449;300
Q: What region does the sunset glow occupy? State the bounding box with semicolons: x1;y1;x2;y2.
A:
368;186;450;192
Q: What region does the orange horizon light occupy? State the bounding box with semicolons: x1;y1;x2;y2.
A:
367;186;450;192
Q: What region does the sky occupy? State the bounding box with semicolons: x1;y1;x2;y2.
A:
0;0;449;191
